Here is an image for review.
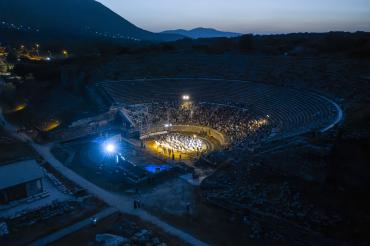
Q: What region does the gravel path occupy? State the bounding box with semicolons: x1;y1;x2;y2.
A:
0;108;211;246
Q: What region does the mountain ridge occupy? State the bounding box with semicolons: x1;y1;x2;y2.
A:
161;27;242;39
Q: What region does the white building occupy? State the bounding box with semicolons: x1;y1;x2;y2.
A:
0;160;44;205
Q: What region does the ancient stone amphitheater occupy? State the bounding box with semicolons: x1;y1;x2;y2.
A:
99;78;342;141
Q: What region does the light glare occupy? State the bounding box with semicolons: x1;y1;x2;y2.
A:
105;143;116;153
182;95;190;100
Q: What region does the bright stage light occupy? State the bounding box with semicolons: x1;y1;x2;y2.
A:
182;95;190;100
104;143;116;153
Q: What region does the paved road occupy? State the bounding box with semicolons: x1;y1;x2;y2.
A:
29;207;118;246
0;109;211;246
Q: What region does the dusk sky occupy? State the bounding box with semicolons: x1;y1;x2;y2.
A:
97;0;370;34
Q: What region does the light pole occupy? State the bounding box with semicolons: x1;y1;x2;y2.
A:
35;44;39;56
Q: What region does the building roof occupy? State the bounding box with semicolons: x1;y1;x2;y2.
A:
0;160;43;190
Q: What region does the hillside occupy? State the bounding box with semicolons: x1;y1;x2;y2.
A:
0;0;182;43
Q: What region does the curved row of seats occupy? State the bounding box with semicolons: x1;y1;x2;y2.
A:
99;79;339;140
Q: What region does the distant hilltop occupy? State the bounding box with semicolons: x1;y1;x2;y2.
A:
161;27;242;39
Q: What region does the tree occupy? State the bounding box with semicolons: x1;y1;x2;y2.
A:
239;34;254;52
0;82;16;104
